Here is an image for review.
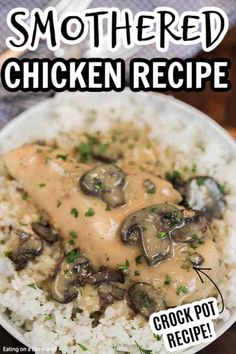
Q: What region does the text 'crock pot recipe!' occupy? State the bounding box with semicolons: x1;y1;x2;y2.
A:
0;122;228;354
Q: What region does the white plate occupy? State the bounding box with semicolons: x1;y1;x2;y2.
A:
0;90;235;354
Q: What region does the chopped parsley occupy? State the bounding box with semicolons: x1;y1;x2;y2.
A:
66;249;80;264
4;251;13;259
118;259;129;270
63;269;69;276
27;283;37;289
164;274;172;285
165;170;181;183
135;341;153;354
140;292;153;309
134;270;140;276
78;343;88;351
68;239;75;246
44;314;52;322
219;182;227;195
22;192;28;201
176;286;188;296
196;177;206;187
218;259;222;267
71;208;79;218
56;154;68;161
189;234;204;249
97;143;108;154
157;231;167;239
56;200;62;208
84;207;95;217
69;230;78;239
76;142;93;162
153;334;162;341
192;163;197;173
38;183;46;188
135;255;142;265
181;264;190;271
93;177;106;192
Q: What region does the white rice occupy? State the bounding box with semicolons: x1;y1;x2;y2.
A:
0;91;235;354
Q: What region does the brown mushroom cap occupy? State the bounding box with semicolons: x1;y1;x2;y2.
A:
170;209;208;243
13;232;43;271
128;282;166;318
50;249;93;303
120;204;182;266
31;221;59;244
80;164;126;208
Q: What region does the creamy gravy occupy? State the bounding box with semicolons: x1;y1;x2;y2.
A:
4;144;224;307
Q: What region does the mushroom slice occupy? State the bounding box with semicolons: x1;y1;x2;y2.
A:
98;283;126;309
85;268;125;286
121;204;182;266
189;252;204;266
183;176;226;219
31;221;59;244
128;282;166;318
13;232;43;271
80;164;126;208
171;209;208;243
50;249;93;303
92;143;123;163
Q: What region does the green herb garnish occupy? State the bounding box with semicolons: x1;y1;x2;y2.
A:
44;314;52;322
164;274;172;285
135;341;153;354
192;164;197;173
118;259;129;270
66;249;80;264
76;143;93;162
154;334;162;341
4;251;13;259
56;200;62;208
135;255;142;265
196;177;206;187
84;208;95;217
56;154;68;161
158;231;167;239
181;264;190;271
176;286;188;296
71;208;79;218
38;183;46;188
134;270;140;276
69;230;78;239
22;192;28;201
78;343;88;351
27;283;37;289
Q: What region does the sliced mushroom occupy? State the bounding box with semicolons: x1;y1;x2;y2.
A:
128;282;166;318
121;204;182;266
50;249;93;303
170;209;208;243
92;143;123;163
98;283;126;310
189;252;204;266
85;268;125;286
182;176;226;219
80;164;126;208
31;221;59;244
13;232;43;271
